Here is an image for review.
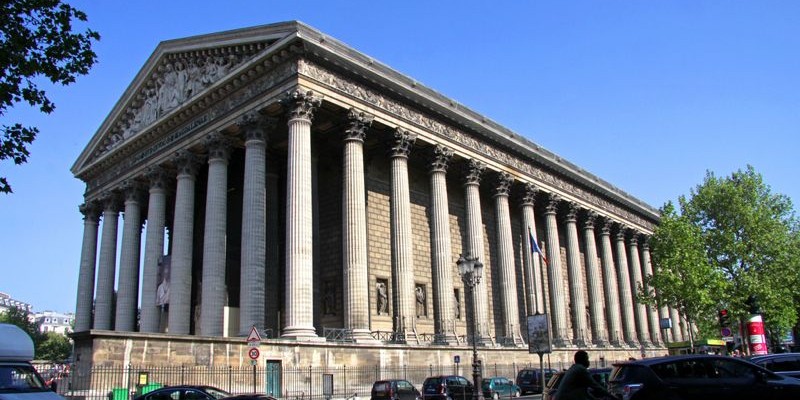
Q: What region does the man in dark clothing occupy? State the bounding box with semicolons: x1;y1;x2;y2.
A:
555;350;615;400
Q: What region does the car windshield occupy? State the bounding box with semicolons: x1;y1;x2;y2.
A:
0;365;48;393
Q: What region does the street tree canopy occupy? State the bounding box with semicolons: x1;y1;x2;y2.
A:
0;0;100;193
642;165;800;341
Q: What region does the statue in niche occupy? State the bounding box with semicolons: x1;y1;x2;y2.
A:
453;290;461;319
323;282;336;316
376;281;388;314
415;285;426;317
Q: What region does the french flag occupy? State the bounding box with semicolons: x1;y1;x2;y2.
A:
528;227;548;266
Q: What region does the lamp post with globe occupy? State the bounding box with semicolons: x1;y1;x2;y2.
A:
457;253;485;400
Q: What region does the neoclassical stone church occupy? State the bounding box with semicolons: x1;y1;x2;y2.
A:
71;21;685;369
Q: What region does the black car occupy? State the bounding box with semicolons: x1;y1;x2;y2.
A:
515;368;557;394
132;385;231;400
421;375;473;400
371;379;420;400
749;352;800;379
608;354;800;400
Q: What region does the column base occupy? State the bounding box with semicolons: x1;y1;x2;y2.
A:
350;329;380;344
281;325;321;341
553;337;573;348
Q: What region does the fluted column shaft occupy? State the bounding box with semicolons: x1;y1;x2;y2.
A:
494;173;520;342
239;114;269;336
464;160;489;342
282;90;321;338
389;128;417;334
199;133;231;337
342;110;373;340
582;213;607;346
94;194;120;330
641;242;662;345
564;203;588;346
140;168;168;333
544;196;570;346
521;184;543;315
265;170;280;332
168;151;198;335
599;221;623;345
628;236;651;347
429;145;456;343
670;307;683;341
75;203;100;332
115;183;144;332
615;228;638;346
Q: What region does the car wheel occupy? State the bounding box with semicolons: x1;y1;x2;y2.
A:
513;390;520;398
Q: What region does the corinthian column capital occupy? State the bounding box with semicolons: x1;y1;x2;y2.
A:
100;191;122;212
345;108;374;142
494;172;513;197
544;194;560;215
121;180;145;204
464;159;485;186
173;150;200;176
145;166;169;190
237;110;275;143
430;144;453;173
79;201;101;222
522;183;538;206
583;210;597;230
283;89;322;121
389;128;416;157
205;132;232;161
563;202;578;223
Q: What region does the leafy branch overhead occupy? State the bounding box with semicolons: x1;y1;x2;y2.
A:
0;0;100;193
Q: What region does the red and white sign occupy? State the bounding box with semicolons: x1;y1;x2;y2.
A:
246;325;262;347
248;347;260;360
747;315;768;355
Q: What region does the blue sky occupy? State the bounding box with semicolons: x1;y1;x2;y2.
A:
1;1;798;312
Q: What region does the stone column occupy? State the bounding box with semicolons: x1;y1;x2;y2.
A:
115;181;145;332
640;239;663;345
200;132;232;337
599;220;623;346
628;234;651;347
238;112;271;336
75;202;100;332
168;150;199;335
140;167;169;333
544;194;570;347
429;145;456;344
564;202;588;346
282;90;322;339
615;226;638;347
520;183;543;315
670;307;683;341
493;172;521;345
94;192;121;330
389;128;417;336
265;167;280;333
582;211;608;346
342;109;374;341
463;159;489;343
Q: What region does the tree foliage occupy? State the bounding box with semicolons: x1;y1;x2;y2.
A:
642;166;800;342
0;305;43;343
0;0;100;193
37;331;72;361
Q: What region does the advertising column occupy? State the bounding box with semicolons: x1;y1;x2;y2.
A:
747;314;768;355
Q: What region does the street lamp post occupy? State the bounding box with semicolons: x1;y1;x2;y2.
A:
457;253;485;400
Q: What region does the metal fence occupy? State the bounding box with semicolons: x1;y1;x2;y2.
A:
54;361;590;400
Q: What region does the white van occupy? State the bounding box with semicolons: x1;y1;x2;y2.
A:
0;323;65;400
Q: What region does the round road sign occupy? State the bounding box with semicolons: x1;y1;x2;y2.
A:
248;348;260;360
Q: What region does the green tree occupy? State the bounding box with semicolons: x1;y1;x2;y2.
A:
1;0;100;193
641;201;727;347
642;166;800;347
37;331;72;361
0;305;43;343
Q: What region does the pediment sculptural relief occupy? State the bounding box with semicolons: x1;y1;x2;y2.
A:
96;47;265;157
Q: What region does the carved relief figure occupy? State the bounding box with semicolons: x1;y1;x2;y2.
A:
454;289;461;319
376;281;388;314
415;285;426;317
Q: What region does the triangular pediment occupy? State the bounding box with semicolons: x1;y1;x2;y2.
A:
72;21;305;175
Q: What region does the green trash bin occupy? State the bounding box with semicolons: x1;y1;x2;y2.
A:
110;388;129;400
141;383;162;395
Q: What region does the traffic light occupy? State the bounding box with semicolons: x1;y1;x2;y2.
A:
718;309;731;328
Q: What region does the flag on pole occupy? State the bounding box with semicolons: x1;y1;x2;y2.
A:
528;227;548;266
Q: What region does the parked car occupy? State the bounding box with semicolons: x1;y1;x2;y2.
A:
607;354;800;400
541;368;611;400
481;377;520;399
221;395;276;400
371;379;420;400
515;368;557;394
421;375;473;400
749;352;800;379
132;385;230;400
